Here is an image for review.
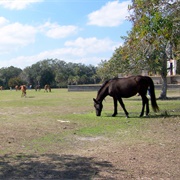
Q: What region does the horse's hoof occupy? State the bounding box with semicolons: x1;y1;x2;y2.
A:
144;114;149;117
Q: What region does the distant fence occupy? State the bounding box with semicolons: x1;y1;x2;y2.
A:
68;84;180;92
68;85;100;92
68;75;180;92
151;75;180;84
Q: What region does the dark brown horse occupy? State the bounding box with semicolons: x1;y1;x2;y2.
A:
44;84;51;92
93;75;159;118
35;85;41;91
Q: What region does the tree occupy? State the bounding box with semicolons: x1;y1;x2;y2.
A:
23;59;56;87
96;60;115;82
21;59;99;87
126;0;180;99
0;66;22;89
8;77;25;88
41;69;55;86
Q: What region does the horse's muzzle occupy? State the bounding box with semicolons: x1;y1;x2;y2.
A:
96;112;101;116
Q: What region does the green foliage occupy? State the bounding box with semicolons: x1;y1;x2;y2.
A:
96;60;115;81
97;1;180;78
8;77;26;88
0;59;101;89
0;66;22;89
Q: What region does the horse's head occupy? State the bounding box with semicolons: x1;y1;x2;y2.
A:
93;98;103;116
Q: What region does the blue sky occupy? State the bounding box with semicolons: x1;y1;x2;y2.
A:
0;0;132;69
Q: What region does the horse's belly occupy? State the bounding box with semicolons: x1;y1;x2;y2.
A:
109;86;138;98
121;92;137;98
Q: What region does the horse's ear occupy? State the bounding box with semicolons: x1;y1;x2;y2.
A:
93;98;97;103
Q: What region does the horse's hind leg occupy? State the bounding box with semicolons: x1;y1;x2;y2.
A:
140;95;149;117
145;96;149;116
118;98;129;118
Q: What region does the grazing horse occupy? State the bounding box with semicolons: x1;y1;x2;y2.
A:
0;86;3;91
15;85;20;91
44;84;51;92
35;85;41;91
93;75;159;118
20;85;27;97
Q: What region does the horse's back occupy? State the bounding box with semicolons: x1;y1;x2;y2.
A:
20;85;26;91
115;75;150;87
108;75;150;98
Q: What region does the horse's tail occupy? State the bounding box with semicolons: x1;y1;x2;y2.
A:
148;77;159;112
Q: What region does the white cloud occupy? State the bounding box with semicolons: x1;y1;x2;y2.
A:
0;22;37;53
1;54;108;69
87;0;131;27
26;37;119;60
1;37;121;68
0;0;43;10
0;17;9;26
0;18;79;54
65;37;119;53
39;22;79;39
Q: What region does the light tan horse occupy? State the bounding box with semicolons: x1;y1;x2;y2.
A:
20;85;27;97
44;84;51;92
0;86;3;91
15;85;19;91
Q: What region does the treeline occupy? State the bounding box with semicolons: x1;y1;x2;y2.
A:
0;59;101;89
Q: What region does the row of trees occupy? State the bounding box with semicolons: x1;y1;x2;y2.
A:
0;59;101;89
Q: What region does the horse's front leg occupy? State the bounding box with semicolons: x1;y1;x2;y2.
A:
118;98;129;118
112;97;118;117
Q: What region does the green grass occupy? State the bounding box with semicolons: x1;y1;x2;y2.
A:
0;88;179;154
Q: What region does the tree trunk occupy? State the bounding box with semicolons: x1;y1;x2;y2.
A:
159;74;167;99
159;52;168;99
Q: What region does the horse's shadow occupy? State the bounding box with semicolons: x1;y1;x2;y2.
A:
103;112;180;119
0;153;118;179
125;96;180;101
24;96;36;98
103;96;180;118
157;96;180;101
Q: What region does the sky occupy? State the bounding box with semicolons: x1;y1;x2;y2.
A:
0;0;132;69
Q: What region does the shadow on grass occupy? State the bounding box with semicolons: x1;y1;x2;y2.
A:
124;96;180;101
0;153;117;179
157;96;180;101
26;96;36;98
103;111;180;119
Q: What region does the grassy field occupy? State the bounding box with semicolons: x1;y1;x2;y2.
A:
0;88;179;179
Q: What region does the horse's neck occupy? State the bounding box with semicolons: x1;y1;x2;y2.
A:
96;87;108;102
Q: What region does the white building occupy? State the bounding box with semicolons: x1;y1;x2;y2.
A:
167;59;177;75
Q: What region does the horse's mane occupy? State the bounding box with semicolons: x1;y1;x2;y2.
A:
98;80;109;94
98;78;118;95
